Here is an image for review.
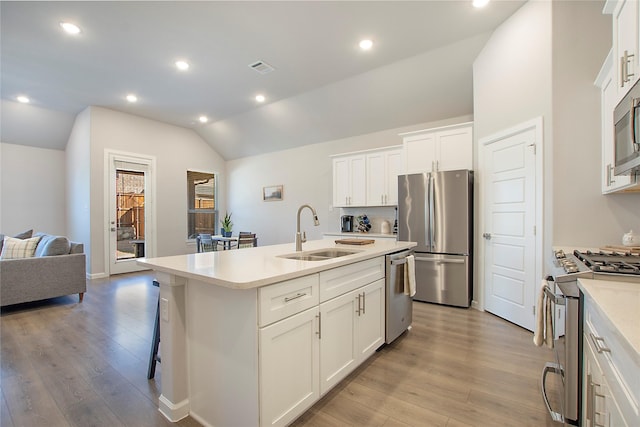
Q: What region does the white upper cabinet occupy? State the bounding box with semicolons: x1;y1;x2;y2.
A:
332;154;366;207
401;122;473;174
596;50;636;193
610;0;639;95
332;146;401;207
366;148;402;206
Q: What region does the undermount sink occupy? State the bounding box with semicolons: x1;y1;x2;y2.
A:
278;248;361;261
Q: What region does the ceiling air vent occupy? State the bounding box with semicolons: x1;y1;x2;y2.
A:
249;60;275;75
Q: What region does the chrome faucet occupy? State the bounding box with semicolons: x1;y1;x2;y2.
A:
296;204;320;251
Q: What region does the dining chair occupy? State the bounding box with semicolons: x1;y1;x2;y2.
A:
236;232;257;249
197;233;216;252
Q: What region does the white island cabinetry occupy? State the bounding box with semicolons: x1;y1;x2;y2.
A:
138;240;414;427
259;258;384;427
579;279;640;427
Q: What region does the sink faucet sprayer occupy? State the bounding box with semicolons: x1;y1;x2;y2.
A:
296;204;320;251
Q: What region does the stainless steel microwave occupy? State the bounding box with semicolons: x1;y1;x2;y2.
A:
614;79;640;176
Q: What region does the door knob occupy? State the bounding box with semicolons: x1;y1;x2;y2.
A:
111;227;116;232
482;233;492;240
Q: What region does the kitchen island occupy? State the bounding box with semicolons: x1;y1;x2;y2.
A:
578;278;639;426
138;239;415;427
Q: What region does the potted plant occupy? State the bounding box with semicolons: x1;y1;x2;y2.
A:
221;212;233;237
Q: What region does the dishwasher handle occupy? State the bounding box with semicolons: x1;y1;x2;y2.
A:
414;256;465;264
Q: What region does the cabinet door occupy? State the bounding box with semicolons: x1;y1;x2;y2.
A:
367;149;403;206
333;155;366;207
319;291;358;395
259;307;319;427
350;155;366;206
355;279;385;360
437;126;473;171
404;133;437;174
615;0;639;92
385;150;402;205
333;157;350;207
600;55;634;192
366;151;386;206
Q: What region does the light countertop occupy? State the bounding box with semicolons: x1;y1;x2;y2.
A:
138;239;416;290
578;278;640;359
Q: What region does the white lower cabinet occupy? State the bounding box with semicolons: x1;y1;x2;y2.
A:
583;332;628;427
259;258;385;427
259;307;320;427
582;295;639;427
319;278;385;395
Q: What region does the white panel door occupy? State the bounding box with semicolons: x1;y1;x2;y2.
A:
483;127;536;331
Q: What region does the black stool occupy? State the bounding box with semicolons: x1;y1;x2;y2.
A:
147;280;161;379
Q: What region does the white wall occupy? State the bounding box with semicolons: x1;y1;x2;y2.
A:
226;115;472;247
88;107;226;276
552;1;640;247
473;0;552;306
0;142;67;236
66;108;92;270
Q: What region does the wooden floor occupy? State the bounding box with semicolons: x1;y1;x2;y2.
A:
1;272;559;426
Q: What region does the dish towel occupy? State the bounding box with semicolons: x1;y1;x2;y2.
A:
533;280;554;349
404;255;416;297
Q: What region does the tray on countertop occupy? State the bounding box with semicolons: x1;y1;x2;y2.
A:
335;238;375;245
600;245;640;254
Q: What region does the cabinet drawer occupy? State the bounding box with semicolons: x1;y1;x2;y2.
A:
258;274;319;327
584;298;639;423
319;257;384;302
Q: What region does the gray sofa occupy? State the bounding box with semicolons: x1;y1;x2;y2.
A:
0;232;86;307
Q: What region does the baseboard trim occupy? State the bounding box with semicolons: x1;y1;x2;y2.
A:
87;272;108;280
158;395;189;422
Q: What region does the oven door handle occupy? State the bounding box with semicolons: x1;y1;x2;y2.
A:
543;285;566;306
541;362;565;423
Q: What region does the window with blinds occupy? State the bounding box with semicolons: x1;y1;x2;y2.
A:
187;171;217;239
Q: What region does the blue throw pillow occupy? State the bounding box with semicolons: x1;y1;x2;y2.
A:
34;235;71;257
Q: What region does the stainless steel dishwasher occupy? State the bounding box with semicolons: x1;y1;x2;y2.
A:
385;249;413;343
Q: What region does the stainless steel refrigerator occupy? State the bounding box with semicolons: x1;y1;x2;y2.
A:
398;170;473;307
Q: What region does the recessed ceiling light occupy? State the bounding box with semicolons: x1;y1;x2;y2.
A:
359;39;373;50
126;94;138;103
472;0;490;8
16;95;30;103
199;116;209;123
255;94;266;103
60;22;81;35
175;60;190;71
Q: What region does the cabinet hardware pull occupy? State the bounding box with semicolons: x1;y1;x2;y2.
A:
361;292;365;315
589;333;611;353
284;293;306;302
356;294;361;315
316;312;321;339
621;50;635;87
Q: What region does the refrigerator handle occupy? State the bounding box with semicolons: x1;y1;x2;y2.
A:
429;174;435;251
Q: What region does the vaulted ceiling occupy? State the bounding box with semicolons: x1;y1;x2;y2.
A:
1;1;524;160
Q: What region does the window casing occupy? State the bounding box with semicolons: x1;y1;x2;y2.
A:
187;171;217;239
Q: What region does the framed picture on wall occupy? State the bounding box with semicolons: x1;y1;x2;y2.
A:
263;185;283;201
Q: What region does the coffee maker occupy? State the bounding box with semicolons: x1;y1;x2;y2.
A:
341;215;354;232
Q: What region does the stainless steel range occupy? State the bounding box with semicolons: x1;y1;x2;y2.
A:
541;249;640;425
